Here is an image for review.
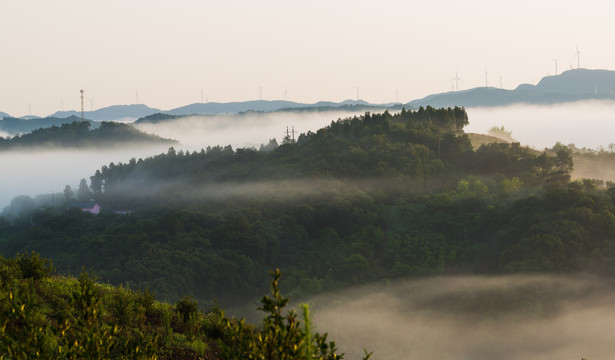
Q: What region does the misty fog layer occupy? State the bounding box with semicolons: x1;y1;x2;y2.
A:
134;109;389;151
0;109;387;209
0;146;170;209
310;275;614;360
465;101;615;150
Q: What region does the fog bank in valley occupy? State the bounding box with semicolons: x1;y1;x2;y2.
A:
0;109;387;210
0;146;170;210
465;101;615;150
134;109;388;151
309;275;614;360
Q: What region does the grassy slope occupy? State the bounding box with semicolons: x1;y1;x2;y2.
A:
466;133;509;149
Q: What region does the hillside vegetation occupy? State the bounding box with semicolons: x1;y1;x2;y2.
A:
3;106;612;311
1;252;364;359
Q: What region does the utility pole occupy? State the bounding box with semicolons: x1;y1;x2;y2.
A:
283;126;297;144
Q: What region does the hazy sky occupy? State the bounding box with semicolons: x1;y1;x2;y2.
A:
1;0;614;117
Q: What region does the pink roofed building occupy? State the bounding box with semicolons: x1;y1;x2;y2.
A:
67;201;101;215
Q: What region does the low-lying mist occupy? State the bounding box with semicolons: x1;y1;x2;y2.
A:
0;145;170;209
309;274;614;360
134;109;389;151
1;109;385;210
466;101;615;150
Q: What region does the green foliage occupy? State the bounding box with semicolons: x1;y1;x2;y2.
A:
487;125;514;142
0;252;54;284
220;269;371;360
5;108;615;313
175;295;198;323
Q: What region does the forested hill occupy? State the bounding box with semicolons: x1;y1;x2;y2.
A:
2;106;595;309
0;120;177;150
91;106;569;206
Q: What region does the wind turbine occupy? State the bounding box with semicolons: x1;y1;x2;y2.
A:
355;86;360;101
484;68;488;87
451;71;462;92
259;86;264;101
283;90;288;101
61;98;64;112
499;75;503;89
135;89;139;104
551;57;560;75
573;44;581;69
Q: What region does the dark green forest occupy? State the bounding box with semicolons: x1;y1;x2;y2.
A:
0;121;176;150
2;106;613;311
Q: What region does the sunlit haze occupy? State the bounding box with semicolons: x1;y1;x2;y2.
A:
1;1;615;117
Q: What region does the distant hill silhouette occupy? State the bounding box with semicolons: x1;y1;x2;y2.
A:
136;102;393;125
0;111;10;119
0;116;96;136
409;68;615;108
0;121;176;150
163;99;373;116
530;68;615;95
4;69;615;122
49;104;161;121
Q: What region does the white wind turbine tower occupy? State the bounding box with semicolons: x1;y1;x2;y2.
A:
573;44;581;69
355;86;360;101
484;68;489;87
552;57;560;75
259;86;264;101
499;75;503;89
451;71;462;92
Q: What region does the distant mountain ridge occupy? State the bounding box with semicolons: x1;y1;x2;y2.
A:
163;99;374;116
3;68;615;122
409;68;615;108
48;104;161;121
